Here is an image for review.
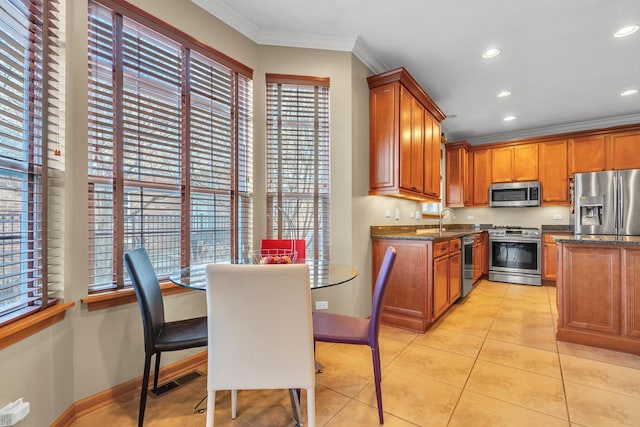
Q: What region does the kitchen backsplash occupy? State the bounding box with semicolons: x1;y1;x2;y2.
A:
452;206;571;228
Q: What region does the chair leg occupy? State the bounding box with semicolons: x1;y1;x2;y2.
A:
288;389;301;426
306;386;316;427
153;352;161;391
231;389;238;419
372;347;384;424
139;354;152;427
205;390;216;427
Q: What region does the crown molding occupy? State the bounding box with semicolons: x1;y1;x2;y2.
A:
191;0;386;69
258;29;356;51
191;0;261;42
457;113;640;145
352;36;387;74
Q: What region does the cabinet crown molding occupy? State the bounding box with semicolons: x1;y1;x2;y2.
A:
367;67;446;122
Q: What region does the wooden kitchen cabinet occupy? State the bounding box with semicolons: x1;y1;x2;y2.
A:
471;149;491;206
445;142;470;207
433;239;462;319
424;114;442;198
372;238;432;332
558;244;621;335
491;144;538;183
368;68;445;202
610;131;640;171
539;140;569;204
372;236;461;332
542;232;571;281
569;135;606;175
626;248;640;338
433;242;450;319
556;241;640;355
400;88;425;194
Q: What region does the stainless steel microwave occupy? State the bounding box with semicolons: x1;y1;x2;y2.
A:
489;181;541;207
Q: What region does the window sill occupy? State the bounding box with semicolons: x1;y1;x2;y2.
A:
0;302;75;351
81;282;193;312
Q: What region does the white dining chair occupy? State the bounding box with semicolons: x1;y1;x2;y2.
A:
205;263;315;427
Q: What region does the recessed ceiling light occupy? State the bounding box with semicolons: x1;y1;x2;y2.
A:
482;48;501;59
614;25;639;38
621;89;638;96
497;91;512;98
503;115;516;121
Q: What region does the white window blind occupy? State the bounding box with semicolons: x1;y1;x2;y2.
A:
0;0;63;324
266;75;330;260
88;0;253;291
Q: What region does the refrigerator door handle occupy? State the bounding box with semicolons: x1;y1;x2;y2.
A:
618;174;624;232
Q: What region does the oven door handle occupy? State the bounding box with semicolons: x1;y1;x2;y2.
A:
489;238;541;244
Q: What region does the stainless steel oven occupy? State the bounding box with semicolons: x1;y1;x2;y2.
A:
488;227;541;286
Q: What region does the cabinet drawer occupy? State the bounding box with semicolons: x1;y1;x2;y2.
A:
449;238;461;252
434;241;450;257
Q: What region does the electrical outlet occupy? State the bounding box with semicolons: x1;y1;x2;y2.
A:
466;215;474;220
315;301;328;310
385;210;391;218
553;214;563;220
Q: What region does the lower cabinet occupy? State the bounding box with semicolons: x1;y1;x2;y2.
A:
372;237;462;333
542;232;571;281
433;239;462;319
557;242;640;355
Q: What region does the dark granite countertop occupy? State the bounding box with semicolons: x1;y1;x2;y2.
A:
541;224;573;232
552;234;640;245
371;225;489;241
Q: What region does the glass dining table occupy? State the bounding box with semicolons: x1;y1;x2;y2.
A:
168;258;358;422
169;259;358;290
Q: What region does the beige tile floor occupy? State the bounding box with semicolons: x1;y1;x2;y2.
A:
72;280;640;426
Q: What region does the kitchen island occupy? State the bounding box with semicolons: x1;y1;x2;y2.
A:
555;234;640;355
371;225;488;332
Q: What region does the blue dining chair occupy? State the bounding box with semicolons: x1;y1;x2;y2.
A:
312;246;396;424
124;247;208;427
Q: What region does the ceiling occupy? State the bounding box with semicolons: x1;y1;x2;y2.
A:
191;0;640;144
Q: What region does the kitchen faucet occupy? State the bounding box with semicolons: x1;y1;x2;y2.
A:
439;207;455;231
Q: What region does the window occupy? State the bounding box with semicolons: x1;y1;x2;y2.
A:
88;0;253;291
0;0;62;324
266;75;330;260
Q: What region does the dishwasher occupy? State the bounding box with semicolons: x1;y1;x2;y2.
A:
461;236;474;297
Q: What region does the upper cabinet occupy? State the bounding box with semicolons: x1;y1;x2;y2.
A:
539;140;569;204
472;149;491;206
368;68;446;202
610;131;640;170
443;124;640;208
569;135;606;175
491;144;538;183
445;142;470;207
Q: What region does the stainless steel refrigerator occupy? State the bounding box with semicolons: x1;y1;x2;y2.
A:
574;169;640;236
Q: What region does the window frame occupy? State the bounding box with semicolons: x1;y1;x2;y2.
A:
87;0;253;293
265;74;330;260
0;0;61;326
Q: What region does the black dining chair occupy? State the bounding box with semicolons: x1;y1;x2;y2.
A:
312;245;396;424
124;247;208;427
